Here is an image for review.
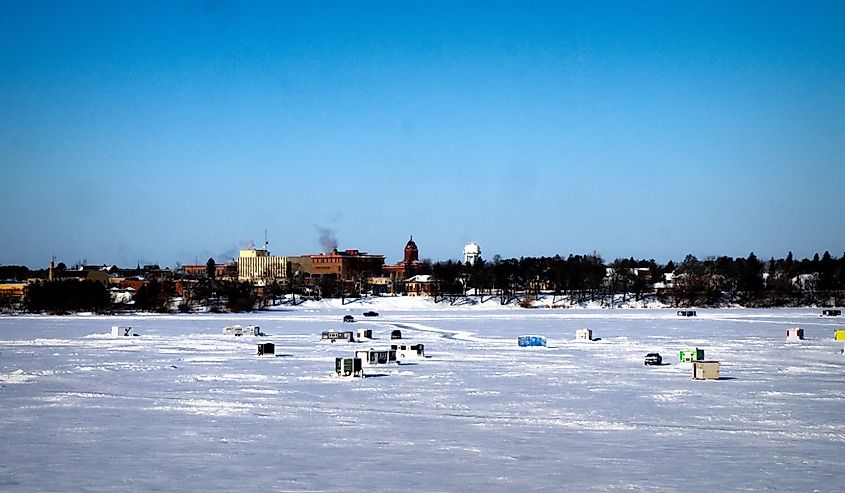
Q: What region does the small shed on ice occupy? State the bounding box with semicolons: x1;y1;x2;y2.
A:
223;325;261;336
354;348;397;365
822;309;841;317
391;343;425;360
257;342;275;356
357;329;373;340
335;357;364;377
518;335;547;347
834;330;845;341
111;326;133;337
679;348;705;362
321;331;355;343
390;329;402;340
677;310;697;317
692;360;720;380
786;328;804;341
575;329;593;341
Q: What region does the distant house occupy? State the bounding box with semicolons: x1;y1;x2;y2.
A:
404;275;439;297
0;282;26;306
54;266;108;284
792;273;818;289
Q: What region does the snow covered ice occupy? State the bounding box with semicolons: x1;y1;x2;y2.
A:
1;304;844;491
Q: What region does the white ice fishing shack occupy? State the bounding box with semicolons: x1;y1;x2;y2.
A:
111;326;133;337
391;343;425;361
575;328;593;341
223;325;261;336
354;348;397;365
321;331;355;343
786;328;804;341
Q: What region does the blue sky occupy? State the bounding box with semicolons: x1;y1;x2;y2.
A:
2;1;844;268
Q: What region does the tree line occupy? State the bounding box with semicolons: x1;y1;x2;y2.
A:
2;250;844;313
425;251;845;307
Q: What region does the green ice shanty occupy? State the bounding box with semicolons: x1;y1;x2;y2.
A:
679;348;705;362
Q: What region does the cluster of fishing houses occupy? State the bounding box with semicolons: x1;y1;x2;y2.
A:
106;307;843;379
319;315;427;377
516;308;845;380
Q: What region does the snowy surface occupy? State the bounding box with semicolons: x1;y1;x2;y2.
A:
1;304;844;492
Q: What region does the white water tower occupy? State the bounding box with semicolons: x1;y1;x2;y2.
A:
463;242;481;265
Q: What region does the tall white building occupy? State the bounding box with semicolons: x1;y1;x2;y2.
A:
237;248;288;282
463;242;481;265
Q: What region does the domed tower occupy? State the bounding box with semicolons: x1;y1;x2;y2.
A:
463;241;481;265
403;236;419;264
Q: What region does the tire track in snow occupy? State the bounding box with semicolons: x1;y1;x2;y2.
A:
386;322;511;345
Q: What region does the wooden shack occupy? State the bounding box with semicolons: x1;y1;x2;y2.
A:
692;360;720;380
679;348;705;363
111;326;133;337
390;329;402;340
257;342;275;356
321;331;355;343
786;328;804;341
335;357;364;377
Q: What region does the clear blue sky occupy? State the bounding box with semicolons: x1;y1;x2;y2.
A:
2;1;844;268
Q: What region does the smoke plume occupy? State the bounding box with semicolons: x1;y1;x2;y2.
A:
316;226;338;253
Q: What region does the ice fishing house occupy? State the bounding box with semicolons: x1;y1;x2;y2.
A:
321;331;356;343
223;325;261;336
356;328;373;340
518;335;547;347
257;342;275;356
354;348;397;365
391;343;425;360
335;357;364;377
679;348;705;362
834;330;845;341
575;328;593;341
692;360;720;380
785;328;804;341
677;310;697;317
111;326;133;337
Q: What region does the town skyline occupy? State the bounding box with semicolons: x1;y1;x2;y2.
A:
2;2;844;268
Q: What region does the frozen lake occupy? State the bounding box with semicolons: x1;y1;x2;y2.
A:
1;307;844;491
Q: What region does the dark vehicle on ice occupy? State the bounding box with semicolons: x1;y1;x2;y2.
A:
644;353;663;366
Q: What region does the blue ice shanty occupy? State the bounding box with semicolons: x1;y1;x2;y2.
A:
518;335;547;347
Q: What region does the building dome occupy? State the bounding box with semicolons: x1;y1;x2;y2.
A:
403;236;419;263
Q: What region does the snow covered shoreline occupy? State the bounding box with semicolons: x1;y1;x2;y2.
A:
6;292;842;318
